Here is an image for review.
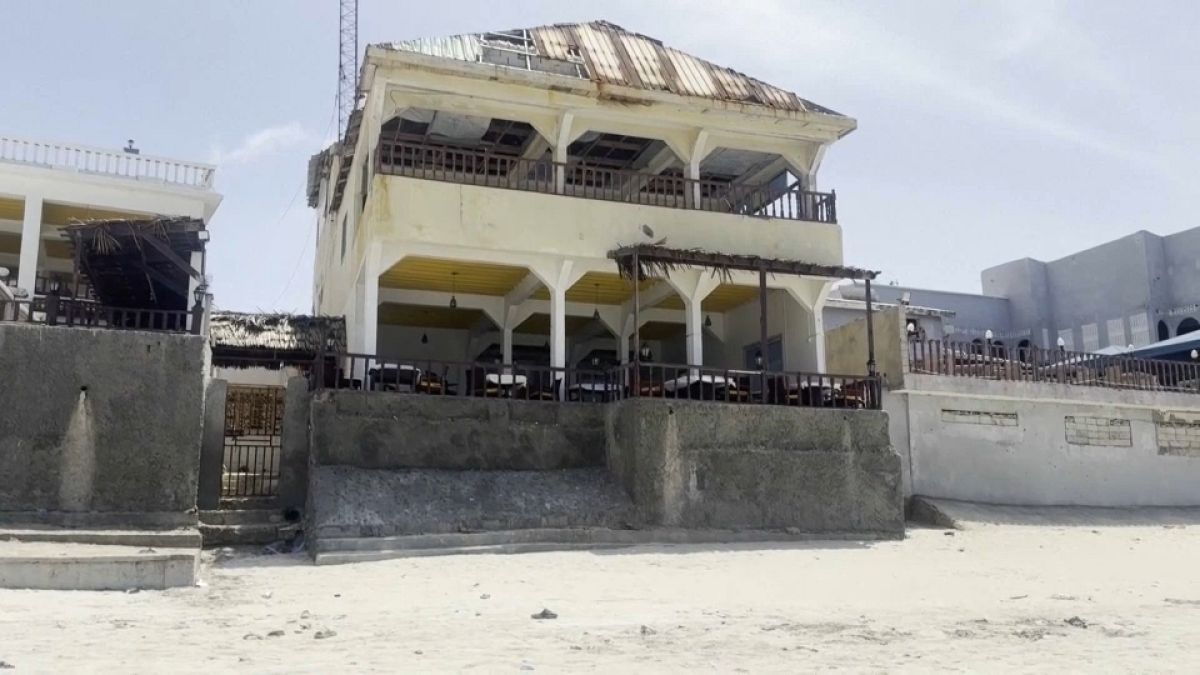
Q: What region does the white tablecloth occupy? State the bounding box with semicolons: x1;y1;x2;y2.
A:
662;374;731;392
571;382;620;392
485;373;527;386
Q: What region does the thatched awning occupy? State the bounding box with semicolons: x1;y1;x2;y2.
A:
209;312;346;367
63;216;207;310
608;244;878;281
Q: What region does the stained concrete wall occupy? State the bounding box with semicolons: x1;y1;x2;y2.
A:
825;305;907;387
891;374;1200;507
0;324;206;527
605;399;903;535
311;391;606;470
197;379;227;510
278;376;311;513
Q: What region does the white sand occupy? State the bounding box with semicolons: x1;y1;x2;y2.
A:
2;523;1199;672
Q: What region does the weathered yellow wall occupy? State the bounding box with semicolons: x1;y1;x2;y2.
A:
372;176;845;266
825;304;907;387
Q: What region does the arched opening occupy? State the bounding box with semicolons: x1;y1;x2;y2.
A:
1017;339;1031;363
1178;317;1200;337
1158;320;1170;341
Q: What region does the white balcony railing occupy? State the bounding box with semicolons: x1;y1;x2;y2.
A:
0;136;216;190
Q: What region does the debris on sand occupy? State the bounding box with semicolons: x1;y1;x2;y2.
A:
1064;616;1089;629
267;630;285;638
640;625;657;636
314;629;337;640
531;609;558;620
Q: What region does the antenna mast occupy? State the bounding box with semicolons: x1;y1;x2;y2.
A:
337;0;358;138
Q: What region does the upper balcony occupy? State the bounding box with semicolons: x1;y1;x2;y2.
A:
374;139;836;224
0;135;216;190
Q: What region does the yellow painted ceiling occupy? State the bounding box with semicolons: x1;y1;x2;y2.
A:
0;230;75;259
656;284;759;312
0;198;145;228
379;256;533;296
514;314;594;335
638;321;686;340
379;303;488;329
42;203;147;227
0;198;22;222
0;233;19;255
531;271;654;305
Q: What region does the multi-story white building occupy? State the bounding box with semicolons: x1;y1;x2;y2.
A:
309;21;861;375
0;136;220;302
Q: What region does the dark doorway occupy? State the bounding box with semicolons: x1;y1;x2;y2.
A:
1178;318;1200;337
1158;320;1170;341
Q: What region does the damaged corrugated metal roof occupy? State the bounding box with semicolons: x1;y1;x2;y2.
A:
377;20;844;117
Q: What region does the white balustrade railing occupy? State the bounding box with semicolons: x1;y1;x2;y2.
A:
0;136;216;189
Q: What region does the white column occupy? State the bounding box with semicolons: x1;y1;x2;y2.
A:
17;194;43;295
684;296;704;366
549;285;567;369
618;317;631;364
810;310;827;372
502;326;514;365
362;250;381;359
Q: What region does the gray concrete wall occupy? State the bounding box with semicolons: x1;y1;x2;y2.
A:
311;391;606;470
197;379;227;510
278;376;311;514
605;399;904;535
0;324;206;527
891;374;1200;507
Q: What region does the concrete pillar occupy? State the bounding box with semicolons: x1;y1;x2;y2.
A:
362;244;381;358
684;296;704;366
618;316;631;364
197;379;228;511
550;286;567;369
502;326;514;364
278;376;311;515
17;194;43;295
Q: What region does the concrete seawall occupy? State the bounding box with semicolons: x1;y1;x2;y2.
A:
0;324;206;528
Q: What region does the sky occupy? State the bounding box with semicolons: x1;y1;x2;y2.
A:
2;1;1197;312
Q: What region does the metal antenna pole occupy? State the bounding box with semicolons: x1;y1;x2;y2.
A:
337;0;359;138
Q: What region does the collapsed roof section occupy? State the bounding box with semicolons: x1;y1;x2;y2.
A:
379;20;845;116
63;216;206;311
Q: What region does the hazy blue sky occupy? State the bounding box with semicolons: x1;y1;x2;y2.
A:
3;1;1196;312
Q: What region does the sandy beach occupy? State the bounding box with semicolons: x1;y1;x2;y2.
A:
2;522;1198;673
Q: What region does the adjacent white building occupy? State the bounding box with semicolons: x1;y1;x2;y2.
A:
0;136;220;302
308;21;861;374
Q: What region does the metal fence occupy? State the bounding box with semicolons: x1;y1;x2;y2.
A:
908;339;1200;394
222;385;284;498
0;296;198;334
313;353;882;409
376;139;837;223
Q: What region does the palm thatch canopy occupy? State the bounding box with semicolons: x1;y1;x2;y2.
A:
609;244;878;282
209;312;346;368
63;216;207;310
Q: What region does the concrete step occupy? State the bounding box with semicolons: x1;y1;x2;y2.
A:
313;527;890;565
0;541;198;590
199;522;300;547
0;526;201;548
199;509;285;527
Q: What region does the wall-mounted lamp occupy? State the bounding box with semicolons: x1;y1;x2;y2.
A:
984;329;994;341
639;344;652;361
420;333;428;345
754;351;764;369
1057;336;1067;352
704;314;712;328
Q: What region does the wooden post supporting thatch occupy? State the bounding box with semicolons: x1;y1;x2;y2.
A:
865;277;877;377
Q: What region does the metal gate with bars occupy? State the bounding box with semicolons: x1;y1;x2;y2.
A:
222;385;284;498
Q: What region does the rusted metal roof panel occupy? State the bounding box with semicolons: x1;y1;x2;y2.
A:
378;21;844;117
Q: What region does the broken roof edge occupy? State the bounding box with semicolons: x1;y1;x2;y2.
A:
608;244;878;281
365;46;856;133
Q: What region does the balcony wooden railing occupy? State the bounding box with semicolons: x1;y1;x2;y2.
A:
376;140;836;223
0;136;216;189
